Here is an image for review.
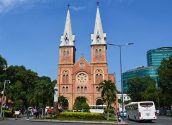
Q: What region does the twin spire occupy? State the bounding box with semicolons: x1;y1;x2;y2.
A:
60;3;106;47
91;3;106;45
60;5;75;47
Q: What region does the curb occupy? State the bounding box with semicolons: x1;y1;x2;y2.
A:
30;119;128;125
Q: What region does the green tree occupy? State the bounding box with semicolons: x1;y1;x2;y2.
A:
98;80;117;120
141;83;161;104
58;96;69;110
73;96;90;112
0;55;7;73
158;55;172;107
0;55;7;90
127;76;161;106
0;55;55;111
5;65;38;108
98;80;117;108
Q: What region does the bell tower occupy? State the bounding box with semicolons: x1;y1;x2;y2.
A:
58;5;76;109
59;5;76;65
91;3;107;64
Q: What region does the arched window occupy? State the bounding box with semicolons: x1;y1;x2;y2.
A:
66;86;68;92
84;86;87;92
62;75;65;83
95;49;98;54
96;86;99;92
99;74;103;82
63;50;66;57
99;49;102;58
66;74;69;84
95;69;103;84
67;50;69;55
81;86;83;93
96;74;99;83
62;86;65;93
77;86;80;93
62;70;69;84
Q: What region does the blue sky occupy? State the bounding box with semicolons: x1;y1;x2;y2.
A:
0;0;172;90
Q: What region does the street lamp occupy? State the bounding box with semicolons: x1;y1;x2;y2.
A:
0;80;10;119
107;42;134;120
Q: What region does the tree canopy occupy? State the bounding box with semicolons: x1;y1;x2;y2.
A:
0;55;7;70
58;95;69;110
0;55;56;110
127;76;161;106
158;55;172;107
73;96;90;112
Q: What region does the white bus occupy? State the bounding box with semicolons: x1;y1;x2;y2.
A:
89;105;107;113
125;101;157;121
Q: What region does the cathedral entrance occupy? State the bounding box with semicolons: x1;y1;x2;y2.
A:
96;98;103;105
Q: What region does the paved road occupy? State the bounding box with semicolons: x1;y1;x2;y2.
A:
0;119;120;125
0;116;171;125
126;116;172;125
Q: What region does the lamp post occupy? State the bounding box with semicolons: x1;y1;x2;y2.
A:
107;42;134;120
0;80;10;119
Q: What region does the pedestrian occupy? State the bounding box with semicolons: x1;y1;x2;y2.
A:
26;109;30;120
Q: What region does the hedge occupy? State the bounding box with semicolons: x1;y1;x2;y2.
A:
60;112;106;120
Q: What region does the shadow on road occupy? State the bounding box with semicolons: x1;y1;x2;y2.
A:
128;119;156;124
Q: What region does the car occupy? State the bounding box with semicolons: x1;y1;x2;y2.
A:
120;111;127;118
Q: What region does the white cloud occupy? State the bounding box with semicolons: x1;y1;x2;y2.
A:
107;0;134;5
70;6;86;11
0;0;47;13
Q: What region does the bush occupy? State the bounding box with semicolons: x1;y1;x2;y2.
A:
104;108;114;114
60;112;106;120
81;103;90;112
4;110;13;118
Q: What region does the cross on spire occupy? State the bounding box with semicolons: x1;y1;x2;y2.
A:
67;3;70;9
96;1;99;7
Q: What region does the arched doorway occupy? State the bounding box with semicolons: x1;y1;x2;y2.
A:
96;98;103;105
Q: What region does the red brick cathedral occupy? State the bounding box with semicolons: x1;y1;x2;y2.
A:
57;5;117;110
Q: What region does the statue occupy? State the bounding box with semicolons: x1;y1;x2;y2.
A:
54;84;59;115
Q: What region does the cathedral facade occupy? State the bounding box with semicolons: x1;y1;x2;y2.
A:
57;5;117;110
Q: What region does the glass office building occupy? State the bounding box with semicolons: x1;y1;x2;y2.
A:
123;47;172;93
147;47;172;67
123;66;158;93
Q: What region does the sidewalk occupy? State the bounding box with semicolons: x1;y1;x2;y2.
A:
30;119;128;125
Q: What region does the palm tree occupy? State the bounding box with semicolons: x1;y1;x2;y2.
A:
98;80;117;120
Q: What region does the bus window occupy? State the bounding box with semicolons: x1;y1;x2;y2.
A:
140;103;153;107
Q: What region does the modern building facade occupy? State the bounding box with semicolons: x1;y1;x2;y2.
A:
147;47;172;67
57;5;117;110
123;47;172;93
123;66;158;93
